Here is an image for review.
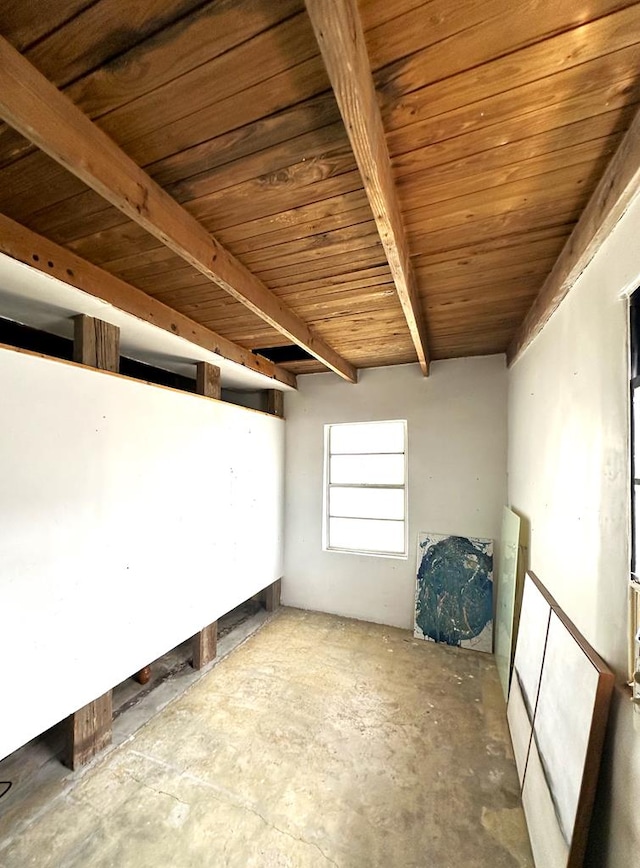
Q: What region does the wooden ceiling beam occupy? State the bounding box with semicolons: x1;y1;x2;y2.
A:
508;105;640;365
305;0;430;376
0;36;356;383
0;213;297;389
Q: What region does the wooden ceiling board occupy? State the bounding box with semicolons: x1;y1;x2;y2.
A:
0;0;639;371
254;245;386;287
0;0;305;168
397;139;620;222
218;193;373;249
0;91;343;232
408;224;571;264
386;45;640;160
377;5;640;131
414;246;563;289
187;165;363;233
404;155;605;224
237;221;381;268
67;220;163;265
0;0;95;53
365;0;637;78
405;206;581;260
394;116;629;191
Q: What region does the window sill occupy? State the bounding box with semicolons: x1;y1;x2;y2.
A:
324;546;408;560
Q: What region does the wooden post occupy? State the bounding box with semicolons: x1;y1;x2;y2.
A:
191;363;221;669
264;578;282;612
73;314;120;372
64;314;120;769
192;622;218;669
196;361;221;399
63;690;112;770
266;389;284;418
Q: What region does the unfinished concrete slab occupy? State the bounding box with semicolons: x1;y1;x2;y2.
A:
0;609;533;867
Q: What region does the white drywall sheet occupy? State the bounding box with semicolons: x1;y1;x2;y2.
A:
0;347;284;760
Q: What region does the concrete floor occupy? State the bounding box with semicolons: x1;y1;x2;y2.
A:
0;608;533;867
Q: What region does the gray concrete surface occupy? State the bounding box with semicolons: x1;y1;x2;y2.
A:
0;608;533;867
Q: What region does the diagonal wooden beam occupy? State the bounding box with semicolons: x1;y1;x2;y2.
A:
0;36;356;383
305;0;430;376
0;212;297;389
508;105;640;365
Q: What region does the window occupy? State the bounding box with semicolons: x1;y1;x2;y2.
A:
324;420;407;557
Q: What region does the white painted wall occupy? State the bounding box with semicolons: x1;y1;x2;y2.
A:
0;348;284;761
283;357;507;628
508;194;640;866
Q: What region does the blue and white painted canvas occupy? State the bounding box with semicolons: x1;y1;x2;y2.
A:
414;532;494;653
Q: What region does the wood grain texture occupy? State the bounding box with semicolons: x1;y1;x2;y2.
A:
1;1;640;369
266;390;285;418
192;622;218;669
306;0;429;375
73;314;120;372
264;578;282;612
63;690;112;770
196;361;221;399
0;214;296;389
508;104;640;364
0;36;356;382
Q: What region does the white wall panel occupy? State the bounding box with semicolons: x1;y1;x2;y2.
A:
283;357;507;628
0;348;284;761
508;193;640;867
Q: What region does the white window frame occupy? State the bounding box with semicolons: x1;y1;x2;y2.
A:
323;419;408;559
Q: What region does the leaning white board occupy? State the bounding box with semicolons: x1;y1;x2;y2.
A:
0;347;284;761
506;572;614;868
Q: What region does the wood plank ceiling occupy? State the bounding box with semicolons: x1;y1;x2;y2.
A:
0;0;639;377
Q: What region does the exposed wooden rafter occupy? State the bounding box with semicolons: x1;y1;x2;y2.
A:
305;0;430;376
0;213;297;389
508;104;640;365
0;36;357;383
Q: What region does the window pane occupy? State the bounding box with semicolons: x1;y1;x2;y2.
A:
329;486;405;520
330;453;405;485
330;421;405;454
328;517;405;553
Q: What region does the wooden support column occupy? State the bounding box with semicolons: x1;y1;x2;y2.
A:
264;579;282;612
192;622;218;670
196;361;221;399
191;362;221;669
64;314;120;768
73;314;120;372
266;389;284;418
63;690;112;770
